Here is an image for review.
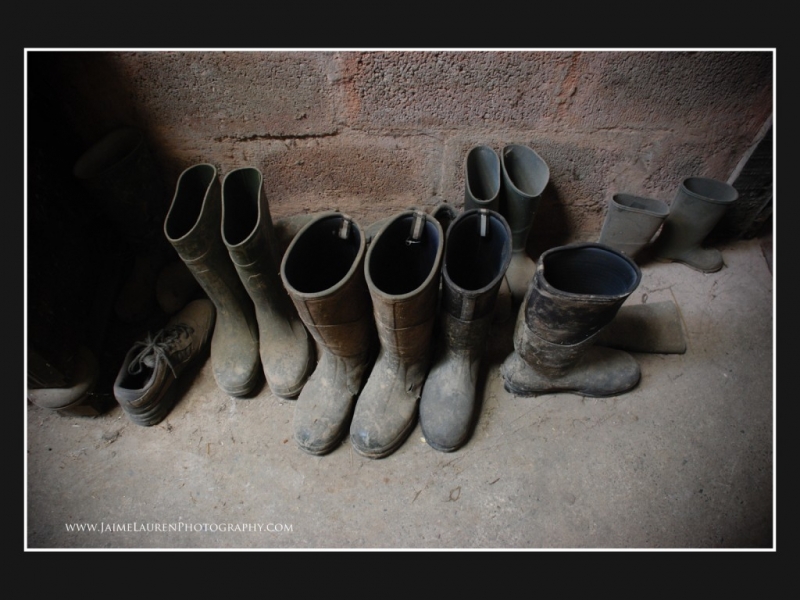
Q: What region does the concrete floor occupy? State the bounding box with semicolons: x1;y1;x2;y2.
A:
25;235;775;550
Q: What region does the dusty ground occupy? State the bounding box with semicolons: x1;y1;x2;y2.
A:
25;236;774;550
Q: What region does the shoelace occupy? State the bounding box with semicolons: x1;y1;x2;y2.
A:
127;323;195;378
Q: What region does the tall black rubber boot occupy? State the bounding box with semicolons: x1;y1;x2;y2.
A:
164;164;261;397
349;210;444;459
221;167;315;399
501;242;642;397
652;176;739;273
280;212;376;456
419;209;511;452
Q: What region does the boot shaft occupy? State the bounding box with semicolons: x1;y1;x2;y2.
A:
441;208;512;322
365;210;443;362
524;242;641;345
500;144;550;250
599;193;670;259
464;145;501;212
281;212;374;358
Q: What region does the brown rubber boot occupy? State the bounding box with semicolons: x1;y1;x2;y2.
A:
349;210;444;459
280;212;376;455
164;164;261;398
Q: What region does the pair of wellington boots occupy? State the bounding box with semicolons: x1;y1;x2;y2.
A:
165;164;314;399
501;242;643;398
599;176;739;273
464;144;550;308
280;210;442;458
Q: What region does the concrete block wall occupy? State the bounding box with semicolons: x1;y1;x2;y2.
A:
29;49;773;256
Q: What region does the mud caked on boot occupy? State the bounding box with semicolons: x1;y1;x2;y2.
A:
349;210;444;459
501;242;642;397
419;208;511;452
164;164;261;397
652;176;739;273
222;167;315;399
113;299;215;426
280;212;376;456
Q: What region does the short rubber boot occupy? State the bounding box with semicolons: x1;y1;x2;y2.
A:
281;212;376;456
598;193;670;261
464;145;501;212
652;176;739;273
499;144;550;304
420;209;511;452
73;127;172;323
113;299;215;426
501;242;642;397
222;167;315;399
349;210;444;459
164;164;261;397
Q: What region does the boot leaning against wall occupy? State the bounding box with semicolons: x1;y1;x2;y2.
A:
349;210;444;459
221;167;315;399
164;164;262;398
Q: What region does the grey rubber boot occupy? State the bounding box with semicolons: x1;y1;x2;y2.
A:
221;167;315;399
501;242;642;397
652;176;739;273
464;145;501;211
419;209;511;452
350;210;444;459
599;193;670;261
164;164;261;398
280;212;376;456
499;144;550;305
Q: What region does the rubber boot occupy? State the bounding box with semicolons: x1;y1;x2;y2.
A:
501;242;642;397
464;145;501;211
598;193;669;261
164;164;261;397
280;212;376;456
420;208;511;452
221;167;315;399
652;176;739;273
349;210;444;459
499;144;550;305
73;127;172;323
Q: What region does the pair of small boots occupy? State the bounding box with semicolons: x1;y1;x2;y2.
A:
599;176;739;273
464;143;550;306
281;208;511;458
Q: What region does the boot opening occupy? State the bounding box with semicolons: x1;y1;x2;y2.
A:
502;145;549;197
682;177;739;205
369;215;441;295
466;146;500;201
543;245;640;296
165;164;217;240
222;168;261;245
283;214;362;294
446;211;510;291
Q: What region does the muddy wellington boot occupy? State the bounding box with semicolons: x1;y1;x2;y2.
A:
652;176;739;273
349;210;444;459
221;167;315;399
499;144;550;305
280;212;377;455
501;242;642;397
164;164;261;397
598;193;670;262
419;208;511;452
